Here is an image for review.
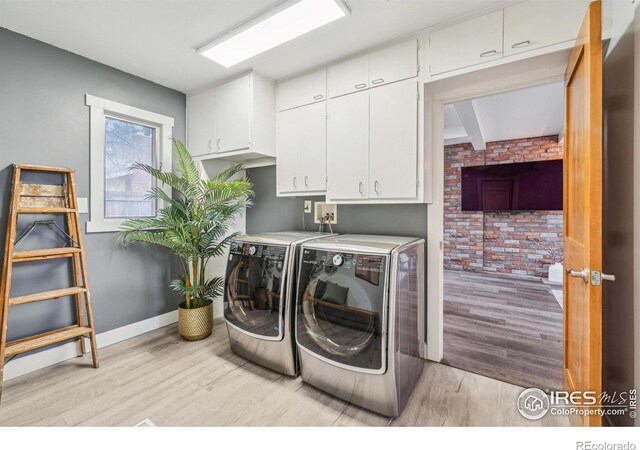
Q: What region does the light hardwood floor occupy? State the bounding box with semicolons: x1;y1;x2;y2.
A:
443;270;564;391
0;320;568;426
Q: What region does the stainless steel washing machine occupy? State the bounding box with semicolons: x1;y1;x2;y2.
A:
223;231;335;376
295;234;425;417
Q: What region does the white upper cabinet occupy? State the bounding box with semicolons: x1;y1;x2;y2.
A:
327;54;369;99
277;102;326;195
326;90;370;201
186;88;216;156
326;80;419;203
275;38;423;203
327;39;418;98
214;74;251;153
503;1;588;57
186;71;275;164
278;69;326;112
429;10;503;75
368;39;418;88
276;108;301;194
369;79;418;200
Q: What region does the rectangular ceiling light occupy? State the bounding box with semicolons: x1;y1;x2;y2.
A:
198;0;349;67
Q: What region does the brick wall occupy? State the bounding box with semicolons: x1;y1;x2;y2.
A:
443;135;563;277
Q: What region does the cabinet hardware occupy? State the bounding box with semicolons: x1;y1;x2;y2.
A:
293;176;297;188
358;181;363;194
208;139;214;150
216;138;221;150
304;176;309;187
355;83;367;89
374;180;380;194
371;78;384;85
512;40;532;49
313;94;324;100
479;50;498;57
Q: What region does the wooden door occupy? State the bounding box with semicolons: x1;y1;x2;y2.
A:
369;79;418;200
326;90;369;201
563;0;603;427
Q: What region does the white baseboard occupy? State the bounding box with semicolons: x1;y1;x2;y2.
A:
4;310;178;382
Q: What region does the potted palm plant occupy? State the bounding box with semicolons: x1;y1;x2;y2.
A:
120;139;253;340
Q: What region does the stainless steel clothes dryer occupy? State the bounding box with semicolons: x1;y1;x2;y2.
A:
295;235;424;417
223;232;335;376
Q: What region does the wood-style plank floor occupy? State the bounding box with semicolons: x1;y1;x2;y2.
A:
0;319;567;426
443;270;563;391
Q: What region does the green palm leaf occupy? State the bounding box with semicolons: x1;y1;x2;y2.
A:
120;139;253;309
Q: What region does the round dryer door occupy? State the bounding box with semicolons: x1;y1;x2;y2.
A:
224;242;287;339
296;248;388;372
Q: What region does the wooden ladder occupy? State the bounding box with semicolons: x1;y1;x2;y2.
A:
0;164;99;403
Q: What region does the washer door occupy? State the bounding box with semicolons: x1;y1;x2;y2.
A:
296;248;388;372
224;241;287;339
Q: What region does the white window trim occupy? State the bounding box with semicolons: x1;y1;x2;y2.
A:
86;94;174;233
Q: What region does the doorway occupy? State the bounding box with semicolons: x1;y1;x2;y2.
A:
439;82;565;390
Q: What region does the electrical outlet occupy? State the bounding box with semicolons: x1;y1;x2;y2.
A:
304;200;312;214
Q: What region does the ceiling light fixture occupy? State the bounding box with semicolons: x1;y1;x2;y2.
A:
198;0;350;68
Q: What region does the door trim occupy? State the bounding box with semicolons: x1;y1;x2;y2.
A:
424;51;571;361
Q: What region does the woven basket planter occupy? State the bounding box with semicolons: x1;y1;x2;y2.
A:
178;299;213;341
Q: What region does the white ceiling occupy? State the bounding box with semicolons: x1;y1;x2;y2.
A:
444;81;565;146
0;0;509;94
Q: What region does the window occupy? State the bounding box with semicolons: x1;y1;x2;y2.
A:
86;95;174;233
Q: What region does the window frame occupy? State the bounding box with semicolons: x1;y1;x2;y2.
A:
86;94;174;233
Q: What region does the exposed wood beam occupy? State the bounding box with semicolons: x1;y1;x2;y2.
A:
454;100;485;151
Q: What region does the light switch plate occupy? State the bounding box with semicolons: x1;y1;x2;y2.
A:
77;197;89;214
304;200;312;214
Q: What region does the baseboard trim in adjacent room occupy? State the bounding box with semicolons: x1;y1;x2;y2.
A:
4;310;178;382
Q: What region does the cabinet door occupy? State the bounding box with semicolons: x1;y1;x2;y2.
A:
326;91;369;200
429;10;503;75
327;54;369;99
504;1;588;57
299;102;327;192
186;89;216;156
369;39;418;88
276;108;301;194
369;79;418;200
276;102;326;194
214;74;251;153
278;69;326;111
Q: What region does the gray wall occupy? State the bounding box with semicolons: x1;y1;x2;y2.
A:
247;166;428;238
602;6;637;427
0;28;186;346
